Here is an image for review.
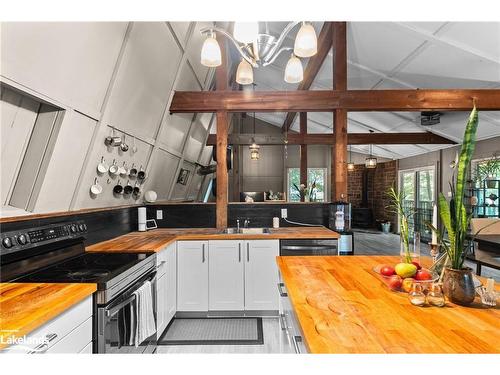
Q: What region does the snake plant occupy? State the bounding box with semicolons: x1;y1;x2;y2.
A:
437;107;479;270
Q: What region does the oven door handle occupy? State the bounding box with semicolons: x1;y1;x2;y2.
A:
105;294;136;317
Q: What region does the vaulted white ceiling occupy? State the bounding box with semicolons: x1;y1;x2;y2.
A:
231;22;500;159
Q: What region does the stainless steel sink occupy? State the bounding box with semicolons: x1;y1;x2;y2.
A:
220;228;240;234
219;227;271;234
240;228;271;234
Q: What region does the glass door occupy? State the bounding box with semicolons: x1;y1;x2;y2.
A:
399;167;435;241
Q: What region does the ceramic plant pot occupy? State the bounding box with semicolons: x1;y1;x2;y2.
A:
442;267;476;306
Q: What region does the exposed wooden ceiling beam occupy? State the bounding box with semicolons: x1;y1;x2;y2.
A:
206;132;457;146
282;22;333;132
170;89;500;113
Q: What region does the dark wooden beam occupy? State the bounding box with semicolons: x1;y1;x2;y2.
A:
332;22;348;202
206;132;456;145
282;22;333;132
215;35;228;228
299;113;308;201
170;89;500;113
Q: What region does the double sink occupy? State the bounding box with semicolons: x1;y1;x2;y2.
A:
219;227;271;234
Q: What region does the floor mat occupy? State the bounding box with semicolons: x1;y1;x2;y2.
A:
158;317;264;345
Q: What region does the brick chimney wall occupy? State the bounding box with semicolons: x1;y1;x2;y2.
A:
347;160;398;229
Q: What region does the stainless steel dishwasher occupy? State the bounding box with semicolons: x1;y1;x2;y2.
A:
280;238;338;256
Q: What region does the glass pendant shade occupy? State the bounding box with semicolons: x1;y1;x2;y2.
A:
347;162;355;171
233;22;259;44
200;36;222;67
284;55;303;83
294;23;317;57
365;157;377;169
249;143;260;160
236;59;254;85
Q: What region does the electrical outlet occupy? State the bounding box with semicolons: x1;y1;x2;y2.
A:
281;208;288;219
156;210;163;220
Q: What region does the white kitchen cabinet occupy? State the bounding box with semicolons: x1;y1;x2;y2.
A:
2;296;92;354
244;240;280;311
165;242;177;324
177;241;208;311
208;240;244;311
156;273;168;338
156;242;177;337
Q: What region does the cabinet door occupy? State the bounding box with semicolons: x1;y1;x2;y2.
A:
244;240;279;311
156;273;168;338
208;240;244;311
166;243;177;324
177;241;208;311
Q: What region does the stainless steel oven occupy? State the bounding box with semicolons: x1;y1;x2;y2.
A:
96;270;157;354
280;239;338;256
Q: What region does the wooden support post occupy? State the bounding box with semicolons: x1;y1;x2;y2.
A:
299;112;308;201
332;22;348;202
216;112;228;228
215;34;228;228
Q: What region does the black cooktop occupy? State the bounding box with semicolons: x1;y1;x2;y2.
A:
16;252;152;284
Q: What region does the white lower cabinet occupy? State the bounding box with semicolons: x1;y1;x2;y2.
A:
244;240;279;311
176;239;279;313
3;296;92;354
156;242;177;338
156;273;168;338
165;242;177;323
209;240;244;311
177;240;208;311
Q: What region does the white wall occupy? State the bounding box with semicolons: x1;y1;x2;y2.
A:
0;21;216;216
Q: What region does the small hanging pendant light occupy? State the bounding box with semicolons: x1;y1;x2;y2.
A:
249;105;260;160
294;22;318;58
365;142;377;169
347;145;355;171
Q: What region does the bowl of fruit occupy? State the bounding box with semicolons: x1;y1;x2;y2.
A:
373;262;439;293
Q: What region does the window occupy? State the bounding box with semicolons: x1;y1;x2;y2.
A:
287;168;327;202
398;167;435;241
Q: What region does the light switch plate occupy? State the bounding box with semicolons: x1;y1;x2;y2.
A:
281;208;288;219
156;210;163;220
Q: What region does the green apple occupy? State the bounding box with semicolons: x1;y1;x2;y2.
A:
395;263;417;278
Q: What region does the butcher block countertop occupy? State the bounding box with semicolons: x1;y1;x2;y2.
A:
86;226;339;253
0;283;96;350
277;255;500;354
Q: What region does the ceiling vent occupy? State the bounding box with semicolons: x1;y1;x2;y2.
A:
421;111;441;126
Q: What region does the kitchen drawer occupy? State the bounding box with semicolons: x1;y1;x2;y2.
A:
278;281;308;354
47;317;92;353
156;243;173;278
3;296;92;353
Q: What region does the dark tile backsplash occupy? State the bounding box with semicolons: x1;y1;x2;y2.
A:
0;203;332;248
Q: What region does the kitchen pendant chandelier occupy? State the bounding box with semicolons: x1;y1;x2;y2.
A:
365;140;377;169
200;22;318;85
347;145;355;171
249;107;260;161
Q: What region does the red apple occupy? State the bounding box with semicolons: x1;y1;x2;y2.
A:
380;265;396;276
388;275;403;290
415;269;433;281
411;261;422;270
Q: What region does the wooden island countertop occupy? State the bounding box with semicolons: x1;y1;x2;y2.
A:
277;255;500;354
86;226;338;253
0;283;96;349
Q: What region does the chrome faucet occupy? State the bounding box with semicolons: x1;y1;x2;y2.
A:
236;219;240;231
244;219;250;228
